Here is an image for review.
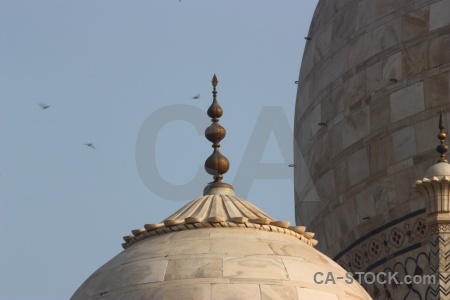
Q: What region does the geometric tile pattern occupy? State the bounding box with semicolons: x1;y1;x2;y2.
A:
369;239;382;258
429;224;450;299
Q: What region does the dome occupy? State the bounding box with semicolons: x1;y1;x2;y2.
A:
72;75;371;299
424;162;450;179
72;187;371;300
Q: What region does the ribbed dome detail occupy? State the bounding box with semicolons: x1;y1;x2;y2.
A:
124;193;318;249
165;194;273;225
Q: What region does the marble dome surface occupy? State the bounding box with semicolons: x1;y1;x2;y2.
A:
423;161;450;179
71;188;372;300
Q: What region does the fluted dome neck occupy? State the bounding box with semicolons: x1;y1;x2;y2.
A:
122;192;318;249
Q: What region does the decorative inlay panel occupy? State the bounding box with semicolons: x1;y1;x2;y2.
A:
335;209;430;298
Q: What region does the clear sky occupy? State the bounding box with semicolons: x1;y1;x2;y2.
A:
0;1;318;299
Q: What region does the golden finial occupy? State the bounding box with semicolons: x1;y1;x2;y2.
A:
437;111;448;163
204;74;232;189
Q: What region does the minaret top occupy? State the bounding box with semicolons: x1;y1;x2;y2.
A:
203;74;233;194
421;111;450;179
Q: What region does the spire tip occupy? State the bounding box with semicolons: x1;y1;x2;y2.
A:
437;111;448;163
212;74;218;88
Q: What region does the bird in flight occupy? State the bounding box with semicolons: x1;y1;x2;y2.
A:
84;143;96;149
38;103;50;109
192;94;200;99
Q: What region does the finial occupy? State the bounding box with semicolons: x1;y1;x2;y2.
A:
212;74;218;88
437;111;448;163
204;74;233;190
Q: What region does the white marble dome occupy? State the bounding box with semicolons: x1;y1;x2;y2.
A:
72;187;372;300
424;161;450;179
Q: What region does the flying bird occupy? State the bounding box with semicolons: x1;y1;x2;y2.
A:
38;103;50;109
84;143;96;149
192;94;200;99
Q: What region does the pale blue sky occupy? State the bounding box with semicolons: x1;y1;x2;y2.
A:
0;1;318;299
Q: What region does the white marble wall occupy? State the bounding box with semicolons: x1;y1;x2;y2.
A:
294;0;450;268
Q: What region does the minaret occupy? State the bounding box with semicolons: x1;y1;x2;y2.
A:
415;112;450;299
